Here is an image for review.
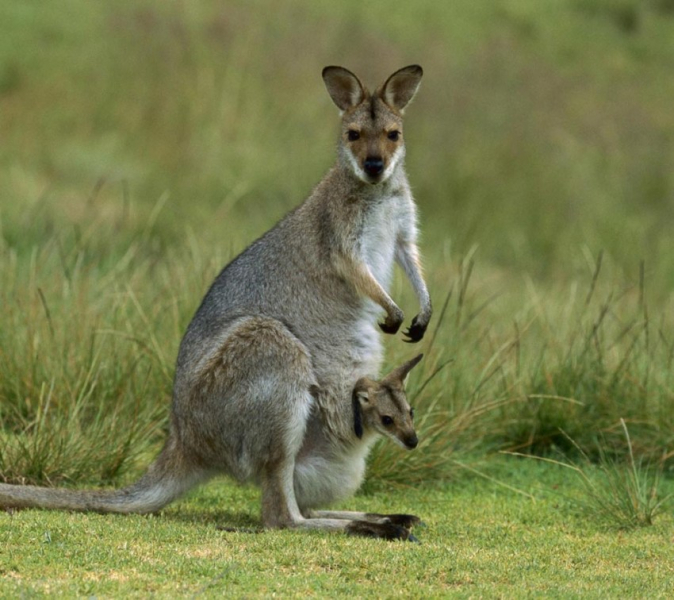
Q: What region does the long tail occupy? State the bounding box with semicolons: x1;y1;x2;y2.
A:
0;438;207;514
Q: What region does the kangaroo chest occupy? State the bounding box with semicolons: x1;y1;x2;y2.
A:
360;194;404;290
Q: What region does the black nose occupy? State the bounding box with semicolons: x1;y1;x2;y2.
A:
405;434;418;449
364;157;384;177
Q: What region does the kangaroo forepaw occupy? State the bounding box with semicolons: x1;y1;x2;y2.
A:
345;520;418;542
379;320;401;334
402;316;428;343
379;311;404;335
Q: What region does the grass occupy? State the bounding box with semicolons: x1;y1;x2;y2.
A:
509;420;673;530
1;458;673;597
1;0;674;594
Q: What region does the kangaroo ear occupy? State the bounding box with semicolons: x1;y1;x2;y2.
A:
322;66;366;112
351;390;366;439
380;65;423;113
384;354;424;387
352;378;373;439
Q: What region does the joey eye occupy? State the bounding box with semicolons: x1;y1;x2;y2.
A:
381;415;394;427
387;130;400;141
347;130;360;141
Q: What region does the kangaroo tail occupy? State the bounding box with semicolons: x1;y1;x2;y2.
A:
0;437;207;514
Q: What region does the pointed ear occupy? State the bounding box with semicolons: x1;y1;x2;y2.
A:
380;65;423;113
384;354;424;387
322;66;366;112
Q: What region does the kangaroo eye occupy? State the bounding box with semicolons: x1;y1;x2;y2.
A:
381;416;394;426
347;130;360;141
387;130;400;141
410;408;415;420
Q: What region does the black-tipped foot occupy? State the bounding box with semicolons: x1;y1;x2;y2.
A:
382;513;422;529
345;520;417;542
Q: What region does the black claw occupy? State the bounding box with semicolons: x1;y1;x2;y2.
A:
402;316;428;343
407;533;421;543
379;320;402;334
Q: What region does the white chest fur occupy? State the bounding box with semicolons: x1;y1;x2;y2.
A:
360;192;407;290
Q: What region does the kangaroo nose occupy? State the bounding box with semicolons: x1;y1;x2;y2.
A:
405;434;418;450
364;157;384;177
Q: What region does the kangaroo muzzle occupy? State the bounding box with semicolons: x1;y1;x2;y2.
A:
363;157;384;179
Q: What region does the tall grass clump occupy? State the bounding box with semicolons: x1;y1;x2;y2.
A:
509;420;672;529
497;256;674;467
0;196;225;485
367;250;674;485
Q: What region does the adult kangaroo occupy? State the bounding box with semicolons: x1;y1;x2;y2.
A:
0;66;432;540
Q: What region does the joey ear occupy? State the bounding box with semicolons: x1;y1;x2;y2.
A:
351;388;366;439
380;65;423;113
384;354;424;387
352;378;374;439
352;378;371;404
322;66;367;112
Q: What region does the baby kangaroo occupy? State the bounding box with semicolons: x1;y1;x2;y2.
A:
1;66;431;540
0;355;424;541
296;353;424;540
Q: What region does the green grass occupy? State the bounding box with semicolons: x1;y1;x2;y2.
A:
1;458;673;597
1;0;674;594
508;420;673;530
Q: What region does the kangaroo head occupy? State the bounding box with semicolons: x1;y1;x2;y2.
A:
352;354;423;449
322;65;423;185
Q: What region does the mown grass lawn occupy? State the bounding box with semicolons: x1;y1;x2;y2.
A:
2;458;673;598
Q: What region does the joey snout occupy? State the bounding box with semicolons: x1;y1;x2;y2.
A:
404;433;419;449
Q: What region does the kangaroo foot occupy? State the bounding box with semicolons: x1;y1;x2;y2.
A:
345;520;419;542
367;513;422;529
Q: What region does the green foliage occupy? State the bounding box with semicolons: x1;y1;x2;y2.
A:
1;0;673;487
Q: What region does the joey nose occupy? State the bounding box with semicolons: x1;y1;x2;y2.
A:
364;157;384;177
405;434;419;449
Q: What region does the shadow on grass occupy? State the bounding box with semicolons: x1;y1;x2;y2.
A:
163;507;261;530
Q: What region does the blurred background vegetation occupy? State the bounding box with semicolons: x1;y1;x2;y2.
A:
1;0;673;485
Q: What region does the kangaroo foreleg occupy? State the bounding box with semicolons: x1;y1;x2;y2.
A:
334;255;404;334
395;239;432;342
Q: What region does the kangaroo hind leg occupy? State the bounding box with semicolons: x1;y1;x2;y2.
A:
261;466;415;540
307;510;421;530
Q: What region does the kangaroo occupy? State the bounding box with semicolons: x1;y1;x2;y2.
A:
0;355;424;540
0;66;432;540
